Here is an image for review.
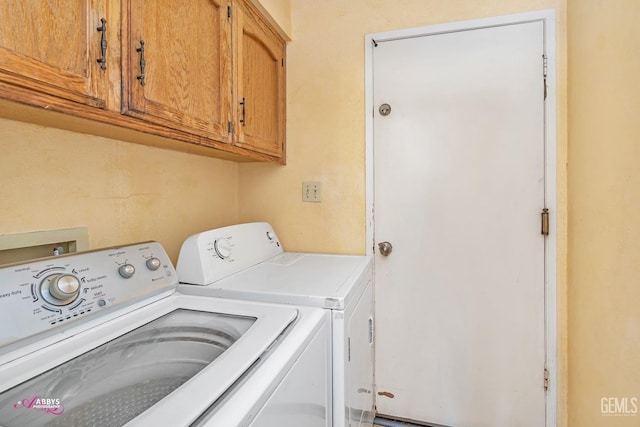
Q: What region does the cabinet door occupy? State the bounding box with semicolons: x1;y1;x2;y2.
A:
235;2;285;159
124;0;232;144
0;0;108;108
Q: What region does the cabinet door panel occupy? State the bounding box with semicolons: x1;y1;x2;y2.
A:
124;0;232;144
235;3;285;159
0;0;107;107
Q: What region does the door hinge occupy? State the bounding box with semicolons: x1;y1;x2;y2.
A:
544;368;549;391
228;121;233;134
541;208;550;236
542;54;548;100
227;5;232;19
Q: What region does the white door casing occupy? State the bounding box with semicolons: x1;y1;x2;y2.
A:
365;10;557;427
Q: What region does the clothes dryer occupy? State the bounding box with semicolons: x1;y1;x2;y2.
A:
177;222;375;427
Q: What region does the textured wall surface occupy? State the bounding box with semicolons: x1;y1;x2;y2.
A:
0;118;239;262
568;1;640;426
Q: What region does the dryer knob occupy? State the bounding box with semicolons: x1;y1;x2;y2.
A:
214;239;232;259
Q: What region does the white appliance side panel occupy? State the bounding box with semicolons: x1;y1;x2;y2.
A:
346;277;375;427
248;319;331;427
333;310;347;427
333;268;375;427
195;308;328;427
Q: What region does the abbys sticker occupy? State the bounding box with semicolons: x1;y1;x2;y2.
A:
13;396;64;416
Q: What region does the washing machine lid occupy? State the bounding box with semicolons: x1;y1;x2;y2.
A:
180;253;372;310
0;294;298;427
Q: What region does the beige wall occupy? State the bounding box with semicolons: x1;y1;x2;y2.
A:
251;0;292;38
0;118;239;262
568;1;640;426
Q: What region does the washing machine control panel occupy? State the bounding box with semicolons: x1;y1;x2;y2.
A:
0;242;176;349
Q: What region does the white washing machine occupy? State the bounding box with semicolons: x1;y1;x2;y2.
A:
176;222;375;427
0;241;330;427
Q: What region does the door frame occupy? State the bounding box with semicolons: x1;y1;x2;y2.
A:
364;9;558;426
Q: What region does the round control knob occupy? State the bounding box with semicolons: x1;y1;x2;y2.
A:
266;231;276;241
118;264;136;279
214;239;232;259
48;274;81;301
146;257;161;271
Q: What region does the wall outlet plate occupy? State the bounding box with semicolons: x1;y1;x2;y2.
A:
302;181;322;202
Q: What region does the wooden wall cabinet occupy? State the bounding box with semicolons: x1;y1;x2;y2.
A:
234;2;286;159
0;0;108;108
0;0;286;163
123;0;233;145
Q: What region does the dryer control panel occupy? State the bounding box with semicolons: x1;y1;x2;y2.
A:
0;242;176;349
177;222;283;286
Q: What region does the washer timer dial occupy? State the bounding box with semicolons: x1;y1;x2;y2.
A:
41;274;81;305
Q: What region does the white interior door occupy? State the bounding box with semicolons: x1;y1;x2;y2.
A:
373;21;547;426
